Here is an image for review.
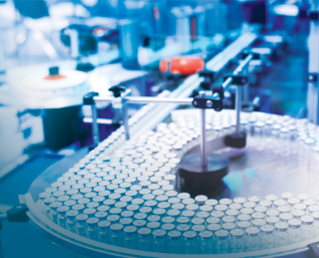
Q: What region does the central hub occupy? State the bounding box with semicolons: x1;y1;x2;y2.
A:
177;152;229;198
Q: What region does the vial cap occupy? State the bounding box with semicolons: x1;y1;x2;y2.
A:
76;214;89;221
260;225;274;233
254;206;267;213
57;206;69;213
183;231;197;240
66;210;79;217
275;222;288;230
207;223;221;231
207;217;220;224
124;226;137;234
162;216;175;224
177;224;190;232
222;223;236;230
205;199;218;206
230;229;244;237
237;221;251;229
199;230;213;239
265;194;278;201
266;216;280;224
86;217;99;225
301;215;314;224
266;209;280;217
192;225;206;232
110;223;123;232
252;219;266;227
161;223;175;231
276;204;290;213
138;227;151;236
248;196;261;203
288;219;301;227
176;217;190;224
215;230;229;239
252;212;265;219
229;203;242;210
233;197;246;204
238;214;251;221
147;222;160;229
219;198;232;205
98;220;111;228
168;230;182;239
246;227;260;235
279;213;293;221
153;229;166;238
281;192;293;199
293;204;307;211
273;199;286;207
215;204;228;211
211;211;224;218
243;202;256;209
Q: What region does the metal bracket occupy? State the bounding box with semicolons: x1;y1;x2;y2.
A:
223;75;248;86
238;51;261;60
83;91;99;105
308;73;318;83
308;10;319;21
192;94;222;111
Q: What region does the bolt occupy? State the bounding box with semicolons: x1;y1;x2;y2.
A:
194;101;198;106
309;75;313;81
206;100;213;108
241;78;246;84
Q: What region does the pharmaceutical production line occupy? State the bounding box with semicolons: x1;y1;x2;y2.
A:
2;0;319;257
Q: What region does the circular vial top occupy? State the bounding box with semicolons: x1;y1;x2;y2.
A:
138;228;151;237
86;217;99;225
183;231;197;240
168;230;182;240
231;229;245;238
215;230;229;240
124;226;137;235
246;227;260;236
153;229;166;239
98;220;111;228
260;225;274;234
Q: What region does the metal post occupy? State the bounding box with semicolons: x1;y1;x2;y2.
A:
0;221;3;258
235;86;242;136
122;103;130;140
199;92;207;169
91;104;100;145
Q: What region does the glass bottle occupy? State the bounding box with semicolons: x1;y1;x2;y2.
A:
167;230;182;254
275;222;289;247
110;223;124;247
230;229;245;253
86;217;99;240
301;215;314;240
138;227;152;251
152;229;166;253
57;206;69;228
183;231;197;254
66;210;79;233
123;226;137;249
288;219;302;244
215;230;229;254
75;214;89;237
98;220;111;243
245;227;260;251
260;225;275;250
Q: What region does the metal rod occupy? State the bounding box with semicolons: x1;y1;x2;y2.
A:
0;232;3;258
122;103;130;140
222;54;253;92
91;104;100;145
235;86;242;136
234;54;253;75
199;92;207;169
94;96;194;105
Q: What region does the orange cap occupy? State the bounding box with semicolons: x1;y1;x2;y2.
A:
159;56;204;75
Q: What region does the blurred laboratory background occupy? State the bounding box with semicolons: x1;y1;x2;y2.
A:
0;0;318;257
